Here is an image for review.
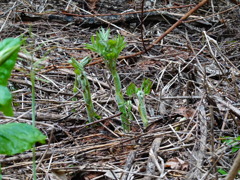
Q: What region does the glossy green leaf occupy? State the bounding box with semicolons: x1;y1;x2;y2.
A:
0;123;46;155
0;85;13;116
0;38;21;86
218;168;228;175
0;38;21;116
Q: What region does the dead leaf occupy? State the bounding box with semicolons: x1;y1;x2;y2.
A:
165;157;189;171
86;0;99;10
48;171;69;180
175;107;195;118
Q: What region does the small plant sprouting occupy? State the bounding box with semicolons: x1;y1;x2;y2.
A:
69;57;100;122
126;78;153;127
85;28;130;132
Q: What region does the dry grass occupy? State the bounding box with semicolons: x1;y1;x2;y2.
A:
0;0;240;179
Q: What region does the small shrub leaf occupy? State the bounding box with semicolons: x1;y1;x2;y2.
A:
0;123;46;155
0;85;13;116
0;38;21;86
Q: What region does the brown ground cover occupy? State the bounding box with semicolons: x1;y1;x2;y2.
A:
0;0;240;179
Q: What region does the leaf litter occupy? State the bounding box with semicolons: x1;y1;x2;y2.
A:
0;0;239;179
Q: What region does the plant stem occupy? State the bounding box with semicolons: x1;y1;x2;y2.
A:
80;76;96;122
110;68;130;132
30;66;36;180
72;57;98;122
137;91;148;127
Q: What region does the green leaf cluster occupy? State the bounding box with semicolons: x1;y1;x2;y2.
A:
0;38;21;116
0;123;46;155
85;28;126;69
69;57;101;122
126;79;152;127
85;28;129;131
126;78;153;97
70;56;91;76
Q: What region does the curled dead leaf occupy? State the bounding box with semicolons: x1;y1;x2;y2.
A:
165;157;189;171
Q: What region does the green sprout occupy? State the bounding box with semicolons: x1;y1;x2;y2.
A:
85;28;130;132
126;78;153;127
69;57;100;122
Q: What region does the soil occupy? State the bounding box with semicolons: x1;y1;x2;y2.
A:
0;0;240;179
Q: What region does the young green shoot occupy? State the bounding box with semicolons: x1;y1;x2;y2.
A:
69;57;100;122
126;79;152;127
85;28;130;132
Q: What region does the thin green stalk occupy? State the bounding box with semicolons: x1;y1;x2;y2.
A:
30;67;36;180
79;75;96;122
111;68;130;132
32;145;36;180
85;28;129;131
137;91;148;127
71;57;98;122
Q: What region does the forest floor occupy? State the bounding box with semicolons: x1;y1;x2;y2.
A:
0;0;240;179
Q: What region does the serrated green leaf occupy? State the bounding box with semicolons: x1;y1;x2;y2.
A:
0;85;13;116
85;28;126;62
141;78;153;95
0;123;46;155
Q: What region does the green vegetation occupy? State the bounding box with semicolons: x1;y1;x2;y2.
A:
218;168;228;175
126;78;152;127
69;57;100;122
0;123;46;155
217;136;240;176
0;38;46;179
221;136;240;153
0;38;21;116
85;28;130;132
